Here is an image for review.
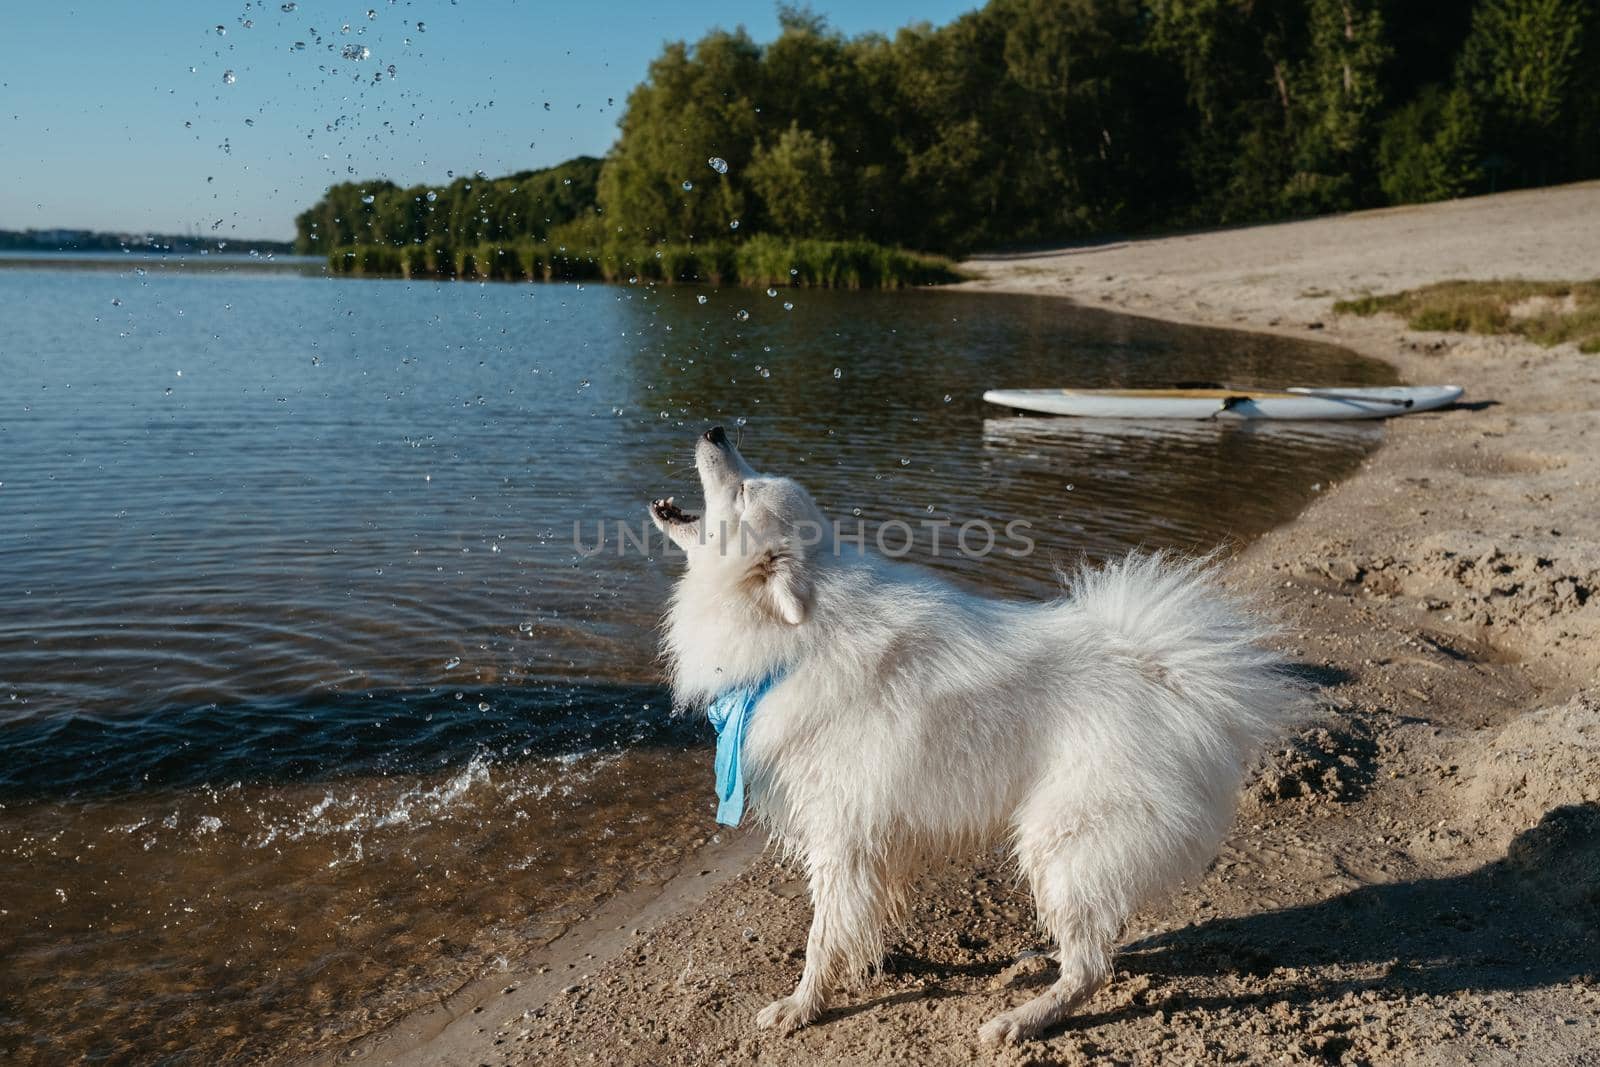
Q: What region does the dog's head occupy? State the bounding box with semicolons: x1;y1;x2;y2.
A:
650;426;825;626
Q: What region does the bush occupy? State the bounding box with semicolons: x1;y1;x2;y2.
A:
1335;279;1600;352
325;236;957;289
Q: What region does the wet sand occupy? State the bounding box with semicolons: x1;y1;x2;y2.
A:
332;181;1600;1066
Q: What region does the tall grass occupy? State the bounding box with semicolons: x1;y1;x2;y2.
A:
1335;280;1600;353
327;237;960;289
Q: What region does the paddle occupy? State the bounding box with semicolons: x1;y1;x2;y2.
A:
1286;388;1414;408
1176;381;1413;408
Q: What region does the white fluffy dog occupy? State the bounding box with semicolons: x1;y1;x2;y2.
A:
649;426;1299;1045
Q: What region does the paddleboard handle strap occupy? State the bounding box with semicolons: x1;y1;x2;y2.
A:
1210;394;1251;418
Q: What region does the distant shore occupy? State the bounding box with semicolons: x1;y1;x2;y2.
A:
0;249;323;275
333;182;1600;1066
0;228;294;256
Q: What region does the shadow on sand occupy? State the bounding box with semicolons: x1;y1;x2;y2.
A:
873;806;1598;1041
1084;804;1600;1026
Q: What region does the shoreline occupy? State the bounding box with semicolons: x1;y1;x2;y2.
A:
334;182;1600;1065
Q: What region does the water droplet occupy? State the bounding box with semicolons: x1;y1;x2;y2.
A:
833;367;842;379
729;219;740;231
681;180;693;191
943;394;953;403
759;367;771;378
696;294;707;305
518;621;533;634
766;287;777;297
708;156;728;174
1065;484;1075;492
110;297;122;306
443;657;461;670
735;309;750;322
735;416;748;427
900;458;911;467
215;25;227;36
783;301;794;311
478;701;490;712
367;8;377;18
361;194;375;204
789;268;798;277
280;2;297;11
426;190;437;202
164;387;173;396
340;43;370;61
416;20;426;31
577;378;591;389
852;507;862;516
222;70;236;85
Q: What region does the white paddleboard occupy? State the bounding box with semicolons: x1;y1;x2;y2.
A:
980;385;1463;421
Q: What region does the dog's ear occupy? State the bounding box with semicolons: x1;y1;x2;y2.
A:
747;543;813;626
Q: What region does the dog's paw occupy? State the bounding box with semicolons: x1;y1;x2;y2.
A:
756;995;814;1034
978;1010;1033;1046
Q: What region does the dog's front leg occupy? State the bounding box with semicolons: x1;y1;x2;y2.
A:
756;849;886;1034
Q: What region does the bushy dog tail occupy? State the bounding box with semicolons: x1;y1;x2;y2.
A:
1064;551;1307;755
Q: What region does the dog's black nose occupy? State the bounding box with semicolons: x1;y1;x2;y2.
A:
703;425;727;446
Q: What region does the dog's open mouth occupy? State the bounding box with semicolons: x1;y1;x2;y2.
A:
651;497;699;525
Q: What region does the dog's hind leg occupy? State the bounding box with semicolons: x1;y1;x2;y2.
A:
978;822;1117;1046
756;847;890;1034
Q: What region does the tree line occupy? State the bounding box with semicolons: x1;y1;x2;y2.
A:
296;0;1600;283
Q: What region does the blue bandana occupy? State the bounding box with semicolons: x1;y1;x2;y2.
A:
705;670;785;826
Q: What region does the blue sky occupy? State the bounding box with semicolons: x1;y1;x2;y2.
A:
1;1;976;241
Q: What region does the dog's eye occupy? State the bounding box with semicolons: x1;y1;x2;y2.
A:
736;482;747;506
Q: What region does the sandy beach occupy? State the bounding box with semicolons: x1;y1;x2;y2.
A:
330;182;1600;1066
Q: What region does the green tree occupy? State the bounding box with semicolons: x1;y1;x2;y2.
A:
1377;86;1482;203
1456;0;1588;188
746;124;846;238
1284;0;1390;213
595;32;762;244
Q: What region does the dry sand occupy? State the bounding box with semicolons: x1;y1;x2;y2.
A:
329;183;1600;1066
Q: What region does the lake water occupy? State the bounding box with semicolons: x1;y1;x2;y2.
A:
0;259;1393;1061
